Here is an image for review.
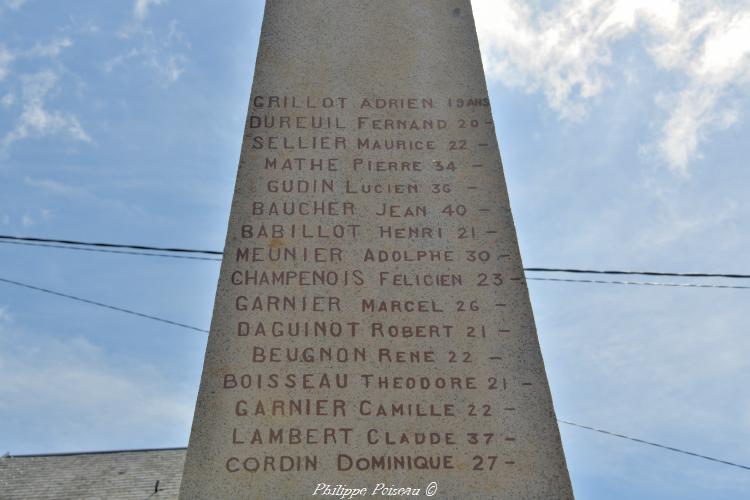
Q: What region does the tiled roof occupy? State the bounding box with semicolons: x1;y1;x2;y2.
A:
0;447;185;500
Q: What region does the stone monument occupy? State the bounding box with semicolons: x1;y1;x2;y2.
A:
180;1;573;498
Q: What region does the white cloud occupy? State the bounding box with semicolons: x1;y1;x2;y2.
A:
0;36;86;152
0;325;194;450
27;37;73;58
15;206;53;227
0;37;72;82
151;52;186;84
0;305;11;323
1;70;92;150
104;45;187;85
102;47;139;73
1;0;26;12
23;178;93;209
651;9;750;176
108;19;188;86
0;45;14;80
473;0;750;174
474;0;677;120
134;0;166;21
24;176;85;196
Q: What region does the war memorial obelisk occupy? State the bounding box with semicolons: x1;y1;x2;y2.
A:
180;1;573;498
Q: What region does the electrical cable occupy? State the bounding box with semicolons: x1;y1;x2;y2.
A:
0;234;221;256
3;273;749;472
558;420;750;471
0;277;209;333
527;277;750;290
2;235;748;281
0;240;222;261
526;267;750;279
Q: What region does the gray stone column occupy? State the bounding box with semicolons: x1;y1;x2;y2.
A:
180;1;574;498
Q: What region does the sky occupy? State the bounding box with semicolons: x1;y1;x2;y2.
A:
0;1;749;498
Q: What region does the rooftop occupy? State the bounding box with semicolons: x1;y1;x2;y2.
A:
0;447;185;500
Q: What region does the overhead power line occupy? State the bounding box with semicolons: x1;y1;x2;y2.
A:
0;235;221;256
0;277;208;333
527;277;750;290
0;240;222;261
2;234;749;282
526;267;750;279
12;419;750;473
3;274;750;473
3;240;744;291
558;420;750;471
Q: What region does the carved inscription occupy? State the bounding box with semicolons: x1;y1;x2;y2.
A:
218;93;527;476
180;4;572;498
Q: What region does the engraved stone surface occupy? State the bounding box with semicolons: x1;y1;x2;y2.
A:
179;1;573;498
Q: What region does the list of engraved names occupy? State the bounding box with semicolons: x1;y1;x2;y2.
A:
220;93;529;477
